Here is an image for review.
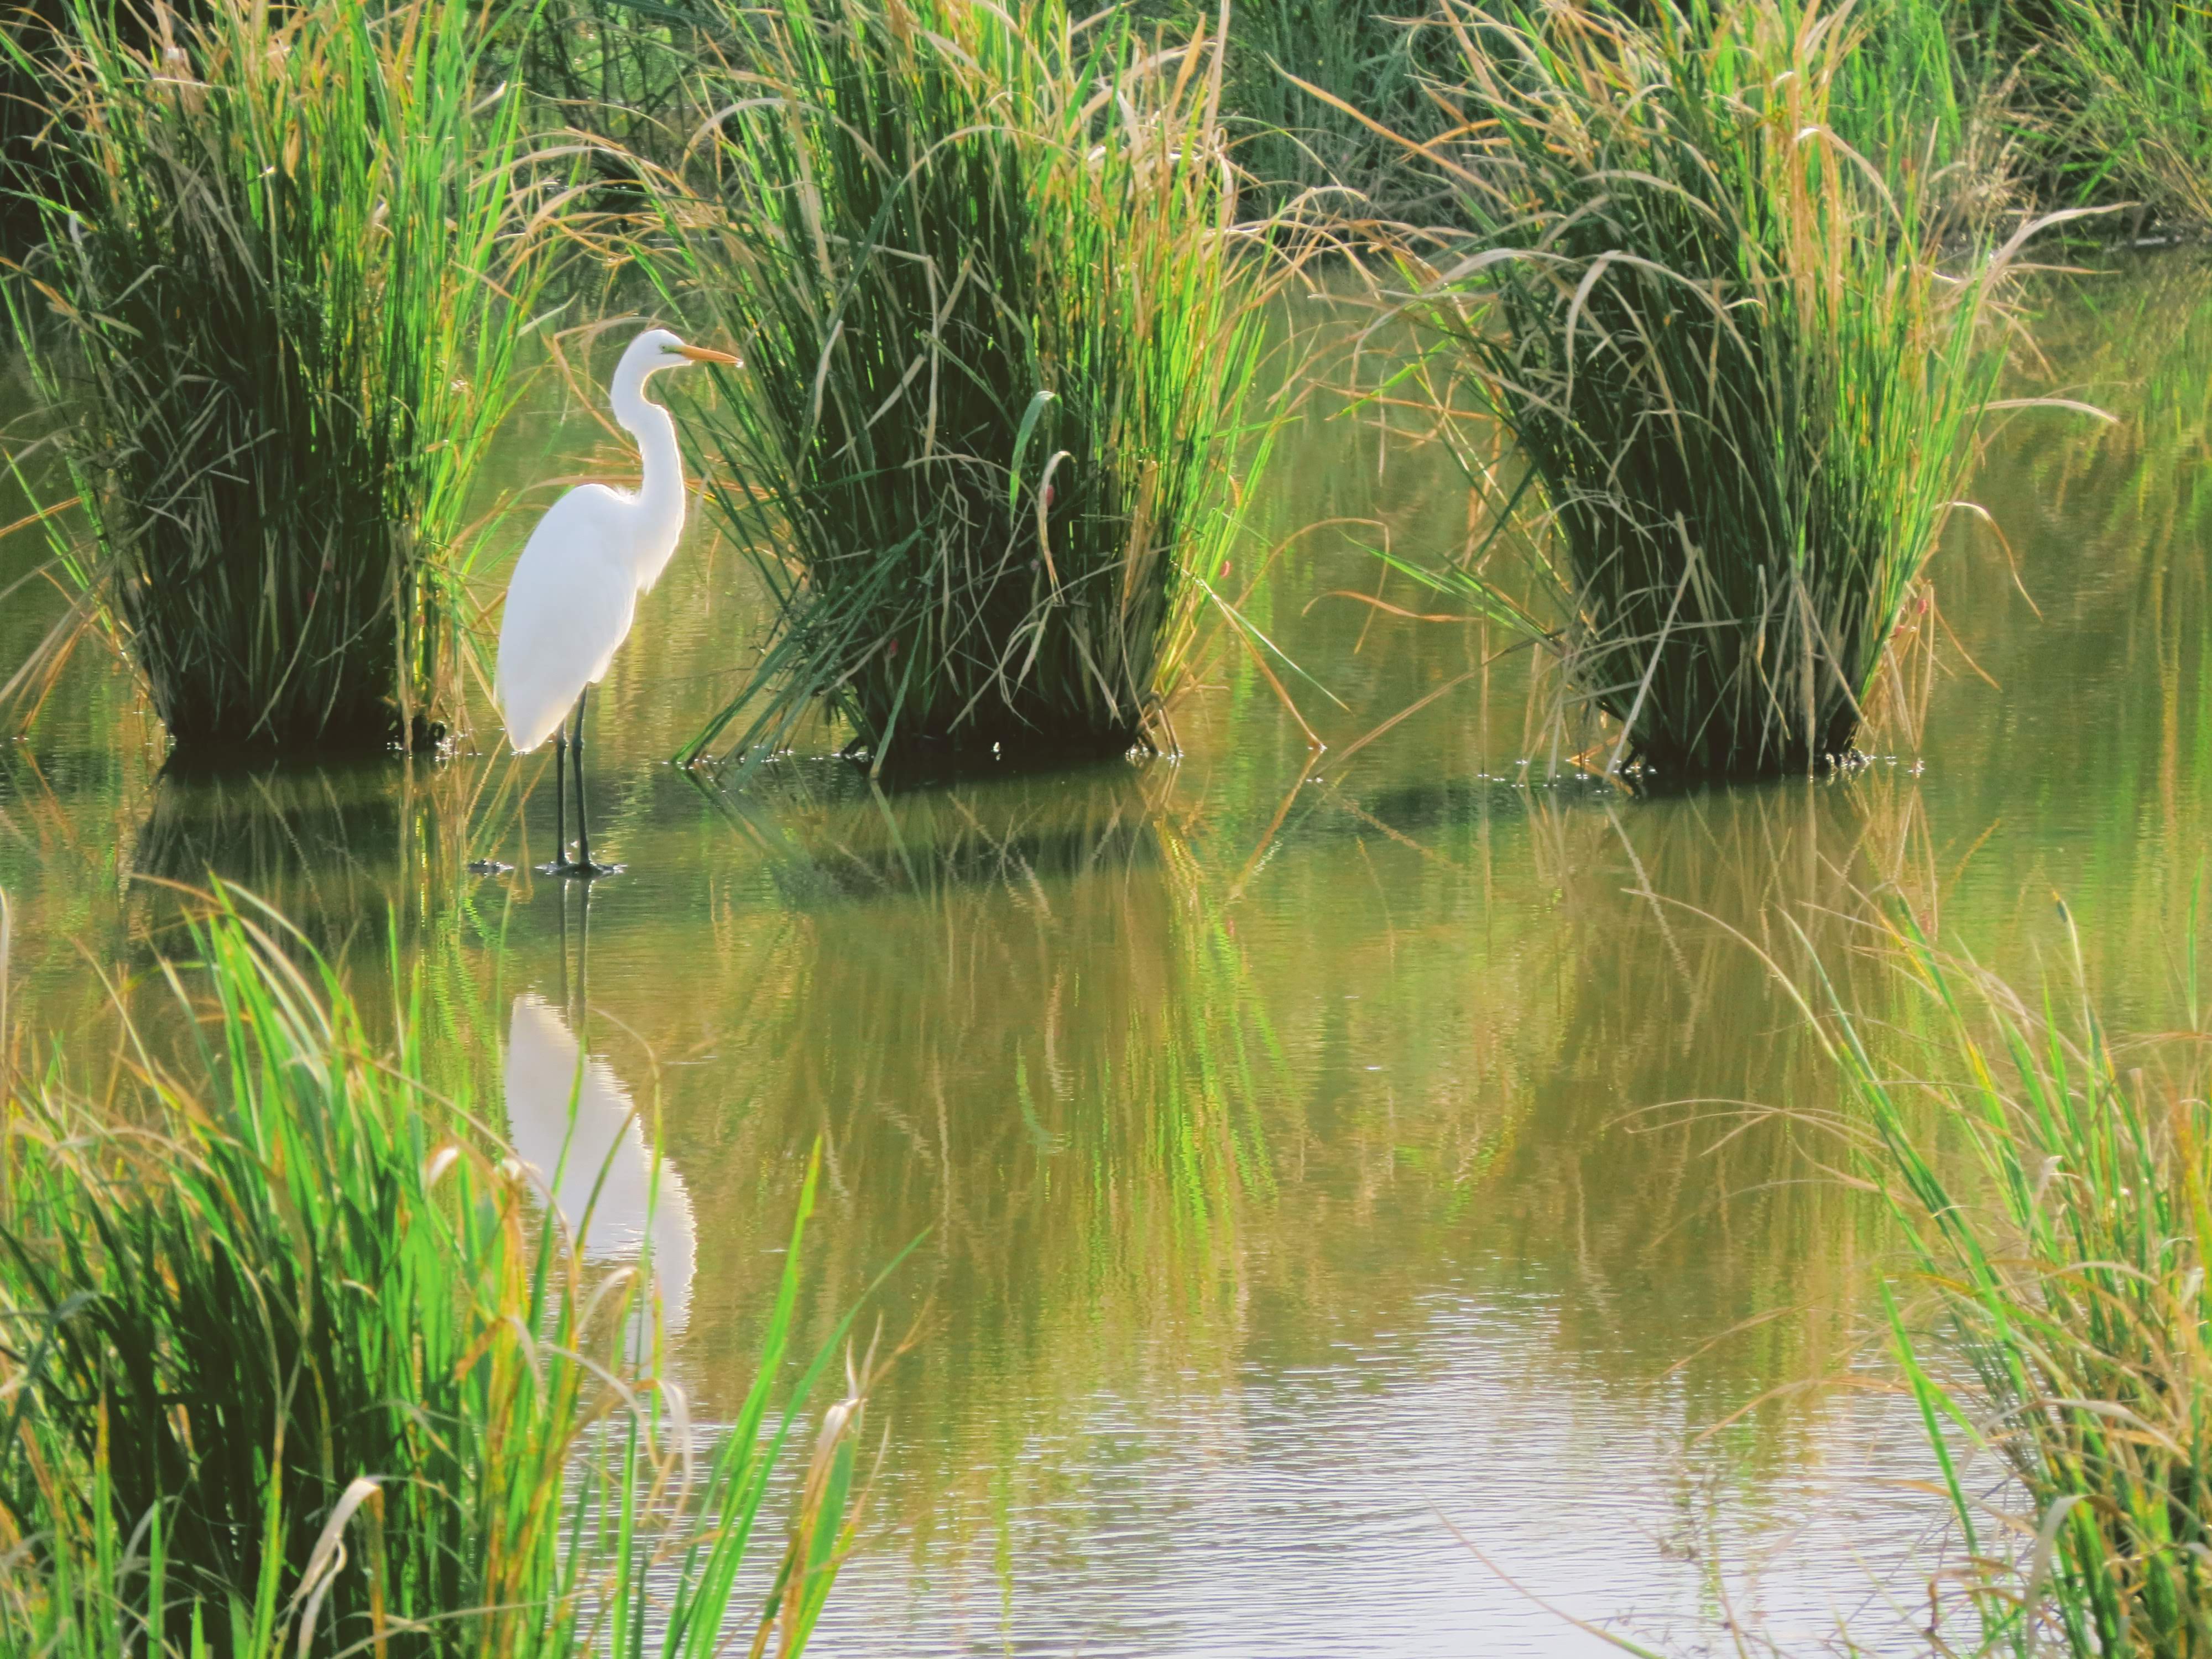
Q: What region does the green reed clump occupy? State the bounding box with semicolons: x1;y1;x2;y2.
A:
660;0;1276;770
4;0;551;752
1208;0;1459;219
0;891;867;1657
2025;0;2212;228
1810;909;2212;1656
1392;0;2047;780
516;0;693;222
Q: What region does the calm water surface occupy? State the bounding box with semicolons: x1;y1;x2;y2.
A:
2;261;2208;1655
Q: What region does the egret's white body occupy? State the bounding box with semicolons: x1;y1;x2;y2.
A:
494;328;734;754
505;993;697;1331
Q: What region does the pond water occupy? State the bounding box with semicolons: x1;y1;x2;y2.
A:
2;258;2207;1655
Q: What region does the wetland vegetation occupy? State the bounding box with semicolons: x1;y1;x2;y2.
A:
1816;914;2212;1655
657;0;1276;770
0;894;865;1656
1383;0;2035;779
2;0;552;752
0;0;2210;1653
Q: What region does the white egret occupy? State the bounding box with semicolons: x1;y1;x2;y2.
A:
494;327;738;876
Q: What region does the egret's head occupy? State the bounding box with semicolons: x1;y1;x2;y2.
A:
625;326;740;376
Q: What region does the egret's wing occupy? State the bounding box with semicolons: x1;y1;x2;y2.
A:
494;489;641;753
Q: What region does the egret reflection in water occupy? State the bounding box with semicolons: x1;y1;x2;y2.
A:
504;986;696;1333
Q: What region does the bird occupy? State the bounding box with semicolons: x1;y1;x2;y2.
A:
494;327;739;877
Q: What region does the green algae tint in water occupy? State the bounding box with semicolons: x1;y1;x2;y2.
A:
2;264;2209;1655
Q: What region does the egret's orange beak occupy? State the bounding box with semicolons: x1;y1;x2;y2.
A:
673;345;741;366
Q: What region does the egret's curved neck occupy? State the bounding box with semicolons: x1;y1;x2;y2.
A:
612;365;685;546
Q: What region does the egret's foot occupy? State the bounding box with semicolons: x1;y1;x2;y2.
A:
467;858;514;877
541;857;622;879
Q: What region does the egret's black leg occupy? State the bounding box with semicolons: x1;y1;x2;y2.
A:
572;688;595;875
540;731;570;875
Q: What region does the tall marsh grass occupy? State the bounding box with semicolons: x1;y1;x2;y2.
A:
659;0;1277;770
3;0;552;751
1809;909;2212;1655
1391;0;2058;779
1211;0;1458;218
0;891;868;1656
2029;0;2212;228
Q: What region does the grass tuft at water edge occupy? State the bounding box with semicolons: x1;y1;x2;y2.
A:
3;0;554;753
1808;901;2212;1655
653;0;1285;773
0;886;872;1657
1383;0;2070;780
